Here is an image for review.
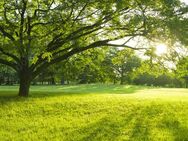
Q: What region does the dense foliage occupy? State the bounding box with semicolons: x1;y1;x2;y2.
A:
1;46;187;87
0;0;187;96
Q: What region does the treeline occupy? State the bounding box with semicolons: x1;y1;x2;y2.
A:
0;65;18;85
0;48;187;88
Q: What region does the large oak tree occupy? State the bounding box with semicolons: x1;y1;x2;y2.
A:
0;0;187;96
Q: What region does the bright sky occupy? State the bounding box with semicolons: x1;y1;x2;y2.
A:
181;0;188;4
110;0;188;55
156;44;167;55
110;0;188;69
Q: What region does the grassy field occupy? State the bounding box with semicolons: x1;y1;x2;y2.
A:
0;84;188;141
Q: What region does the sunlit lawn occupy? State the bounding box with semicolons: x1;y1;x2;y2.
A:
0;84;188;141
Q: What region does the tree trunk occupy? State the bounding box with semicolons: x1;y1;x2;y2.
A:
120;71;124;85
61;76;65;85
18;70;31;97
51;75;56;85
120;77;124;85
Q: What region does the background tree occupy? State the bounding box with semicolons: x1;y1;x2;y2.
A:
112;49;141;84
0;65;17;85
176;57;188;87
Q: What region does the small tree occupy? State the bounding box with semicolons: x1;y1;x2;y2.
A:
112;49;141;84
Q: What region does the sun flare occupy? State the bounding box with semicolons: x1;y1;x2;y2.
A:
156;44;167;55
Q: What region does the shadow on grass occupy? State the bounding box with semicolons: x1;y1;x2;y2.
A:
159;118;188;141
64;105;188;141
29;84;148;98
0;84;147;100
50;84;146;94
0;91;34;105
64;112;136;141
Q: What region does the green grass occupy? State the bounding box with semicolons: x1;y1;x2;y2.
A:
0;84;188;141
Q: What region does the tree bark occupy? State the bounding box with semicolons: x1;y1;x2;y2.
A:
120;70;124;85
18;69;31;97
120;77;124;85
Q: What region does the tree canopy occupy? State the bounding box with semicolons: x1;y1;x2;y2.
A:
0;0;187;96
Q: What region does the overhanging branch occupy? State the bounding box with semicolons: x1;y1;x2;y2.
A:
105;43;147;50
0;47;20;63
0;26;15;41
0;58;18;71
32;39;109;78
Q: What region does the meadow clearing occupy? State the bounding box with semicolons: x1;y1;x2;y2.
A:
0;84;188;141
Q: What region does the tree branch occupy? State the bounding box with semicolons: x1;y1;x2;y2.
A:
0;26;15;41
0;47;20;63
0;58;18;71
32;39;110;78
105;43;147;50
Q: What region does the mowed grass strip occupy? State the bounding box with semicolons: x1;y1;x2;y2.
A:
0;85;188;141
